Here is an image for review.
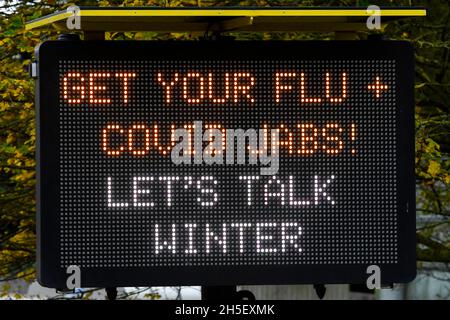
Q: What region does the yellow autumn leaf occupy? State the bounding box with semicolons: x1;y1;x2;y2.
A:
444;174;450;185
6;134;15;144
427;160;441;178
415;83;426;89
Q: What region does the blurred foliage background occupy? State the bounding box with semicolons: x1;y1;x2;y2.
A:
0;0;448;298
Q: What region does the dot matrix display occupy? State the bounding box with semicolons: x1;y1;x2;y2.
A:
36;41;415;287
59;58;397;267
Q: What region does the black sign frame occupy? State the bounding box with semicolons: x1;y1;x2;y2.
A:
36;40;415;288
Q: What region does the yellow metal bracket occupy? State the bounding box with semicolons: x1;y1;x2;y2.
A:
25;7;426;35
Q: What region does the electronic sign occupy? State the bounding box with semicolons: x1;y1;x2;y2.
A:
35;41;415;288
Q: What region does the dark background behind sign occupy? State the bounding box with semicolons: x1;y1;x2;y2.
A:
36;41;415;288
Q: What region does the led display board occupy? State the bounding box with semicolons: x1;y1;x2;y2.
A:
36;41;415;288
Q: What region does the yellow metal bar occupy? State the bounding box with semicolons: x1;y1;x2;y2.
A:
25;12;71;30
25;8;427;31
78;9;427;17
